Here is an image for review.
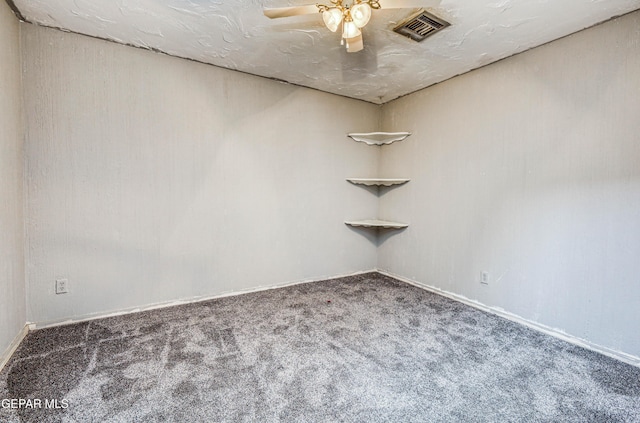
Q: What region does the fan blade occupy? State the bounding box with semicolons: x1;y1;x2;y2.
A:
378;0;441;9
346;34;364;53
263;4;319;19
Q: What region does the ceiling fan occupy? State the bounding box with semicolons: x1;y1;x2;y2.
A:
263;0;441;53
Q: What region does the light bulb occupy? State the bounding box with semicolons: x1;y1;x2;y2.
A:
351;3;371;28
342;20;361;39
322;8;343;32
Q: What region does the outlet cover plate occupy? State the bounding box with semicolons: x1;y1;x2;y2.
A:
55;279;68;294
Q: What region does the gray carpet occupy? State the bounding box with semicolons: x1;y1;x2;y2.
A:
1;272;639;422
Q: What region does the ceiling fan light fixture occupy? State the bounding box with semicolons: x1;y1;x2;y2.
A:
351;2;372;28
322;8;343;32
342;20;361;39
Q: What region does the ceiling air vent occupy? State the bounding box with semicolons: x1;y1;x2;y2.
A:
393;9;450;42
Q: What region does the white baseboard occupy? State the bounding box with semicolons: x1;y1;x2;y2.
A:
30;269;638;368
32;269;378;330
378;270;640;368
0;324;29;371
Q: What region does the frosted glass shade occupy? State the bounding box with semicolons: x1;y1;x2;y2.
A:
342;20;361;39
322;8;343;32
351;3;372;28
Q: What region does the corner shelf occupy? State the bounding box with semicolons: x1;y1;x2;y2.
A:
345;220;408;229
346;178;410;187
347;132;411;146
345;130;412;236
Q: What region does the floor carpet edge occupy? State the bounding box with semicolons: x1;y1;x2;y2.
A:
377;269;640;368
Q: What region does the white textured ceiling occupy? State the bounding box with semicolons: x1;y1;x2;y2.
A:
11;0;640;104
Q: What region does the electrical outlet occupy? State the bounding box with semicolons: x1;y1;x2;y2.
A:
55;279;68;294
480;271;489;285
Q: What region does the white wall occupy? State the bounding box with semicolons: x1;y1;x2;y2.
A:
0;2;26;359
22;25;381;324
379;11;640;358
